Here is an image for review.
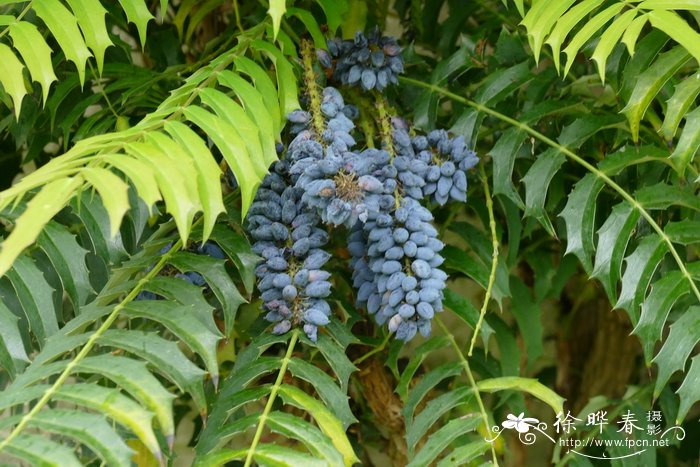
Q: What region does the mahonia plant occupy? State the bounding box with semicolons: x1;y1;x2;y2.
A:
246;30;479;342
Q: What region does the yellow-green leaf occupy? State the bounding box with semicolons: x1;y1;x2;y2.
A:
65;0;113;74
563;3;625;78
101;154;162;211
648;9;700;65
268;0;286;40
81;167;130;237
0;43;27;118
621;46;691;141
278;385;359;467
521;0;576;63
670;106;700;174
0;176;82;277
184;106;262;217
661;74;700;140
33;0;92;85
545;0;606;71
164;121;225;242
477;376;565;415
117;0;155;48
8;21;57;104
591;9;638;84
621;13;649;56
126;141;198;241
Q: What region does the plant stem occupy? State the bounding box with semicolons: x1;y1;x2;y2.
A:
400;76;700;307
353;331;392;366
469;164;499;356
300;39;326;138
243;329;299;467
436;316;499;467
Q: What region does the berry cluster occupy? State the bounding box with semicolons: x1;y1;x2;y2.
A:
247;160;332;342
323;28;403;91
245;31;478;342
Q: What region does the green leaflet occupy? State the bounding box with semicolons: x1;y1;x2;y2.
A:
591;9;637;84
591;202;640;303
676;355;700;422
621;46;692;142
406;386;474;452
621;14;649;56
98;329;207;412
403;362;464;422
665;220;700;245
633;271;689;363
652;308;700;397
33;0;92;84
490;128;526;208
197;87;268;176
234;56;283;136
30;409;133;467
311;334;357;391
77;355;176;438
207;225;260;296
397;336;451;401
0;300;29;377
117;0;154;47
647;9;700;65
286;8;327;50
64;0;112;74
616;235;667;324
636;182;700;211
164;121;225;242
442;245;509;307
55;384;160;458
81;168;130;238
70;194;128;266
196;444;327;467
287;357;357;429
477;376;565;415
278;384;359;466
3;434;82;467
126;140;200;241
251;40;301;116
184;105;262;218
544;0;606;71
520;0;577;63
168;251;246;337
268;0;286;40
8;21;57;105
0;42;27;117
562;3;625;77
143;276;219;335
266;412;345;465
0;177;83;277
5;255;59;346
216;71;278;168
407;416;482;467
522;148;566;237
670;106;700;174
509;277;543;372
123;301;222;385
660;73;700;141
37;221;93;309
559;173;604;274
435;440;491;467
